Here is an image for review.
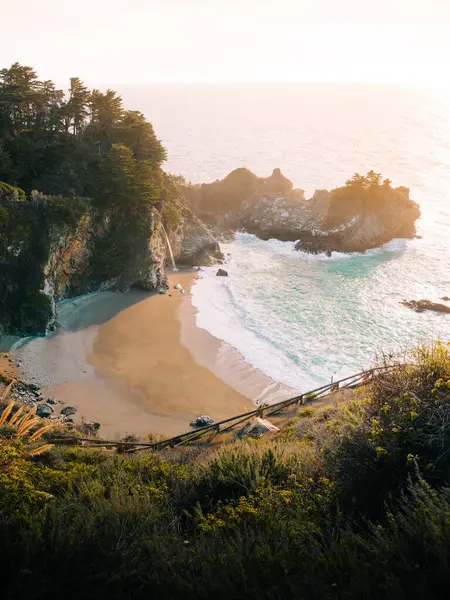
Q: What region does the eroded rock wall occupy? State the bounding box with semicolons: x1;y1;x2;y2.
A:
0;188;168;336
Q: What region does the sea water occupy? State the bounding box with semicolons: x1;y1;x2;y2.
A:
60;84;450;390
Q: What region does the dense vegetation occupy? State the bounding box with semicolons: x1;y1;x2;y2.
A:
0;62;187;227
322;170;410;229
0;63;166;199
1;342;450;599
0;63;186;334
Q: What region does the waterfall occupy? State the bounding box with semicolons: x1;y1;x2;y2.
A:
160;223;177;271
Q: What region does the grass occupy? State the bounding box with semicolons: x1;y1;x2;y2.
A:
1;341;450;599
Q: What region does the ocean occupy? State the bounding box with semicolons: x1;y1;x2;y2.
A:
14;83;450;396
113;82;450;391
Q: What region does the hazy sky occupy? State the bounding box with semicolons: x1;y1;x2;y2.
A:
2;0;450;84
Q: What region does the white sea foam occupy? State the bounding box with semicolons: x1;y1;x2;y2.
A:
192;230;450;393
192;265;319;391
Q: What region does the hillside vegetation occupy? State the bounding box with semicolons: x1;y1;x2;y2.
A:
0;63;185;334
1;342;450;599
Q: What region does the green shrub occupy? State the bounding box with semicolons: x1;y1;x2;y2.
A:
1;342;450;599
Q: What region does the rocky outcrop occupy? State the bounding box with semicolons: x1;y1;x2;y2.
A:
0;186;168;336
184;168;312;241
185;169;421;253
294;186;421;254
184;168;302;234
172;206;223;266
401;300;450;314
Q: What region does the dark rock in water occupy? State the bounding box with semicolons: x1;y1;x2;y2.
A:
216;269;228;277
60;405;78;416
442;296;450;302
37;404;54;418
46;397;57;405
401;299;450;314
190;415;215;428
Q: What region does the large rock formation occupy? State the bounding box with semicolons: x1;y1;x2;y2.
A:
0;184;168;336
184;167;308;240
294;184;421;254
172;206;223;266
185;169;421;252
401;299;450;314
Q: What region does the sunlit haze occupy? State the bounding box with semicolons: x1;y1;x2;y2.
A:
3;0;450;85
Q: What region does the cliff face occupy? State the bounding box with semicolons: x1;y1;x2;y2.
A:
0;187;168;336
294;186;421;254
172;205;223;266
185;169;421;253
184;168;308;240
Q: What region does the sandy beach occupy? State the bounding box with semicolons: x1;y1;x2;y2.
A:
13;271;296;438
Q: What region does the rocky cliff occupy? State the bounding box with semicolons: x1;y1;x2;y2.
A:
294;184;421;254
0;184;168;336
184;168;305;235
172;205;223;266
185;169;421;252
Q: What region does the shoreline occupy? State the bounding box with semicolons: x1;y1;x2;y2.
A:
12;271;294;438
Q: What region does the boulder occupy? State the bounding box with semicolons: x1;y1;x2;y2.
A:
216;269;228;277
37;403;54;418
60;405;78;416
441;296;450;302
174;283;182;290
401;300;450;314
190;415;215;428
173;206;223;267
235;417;280;440
46;397;57;405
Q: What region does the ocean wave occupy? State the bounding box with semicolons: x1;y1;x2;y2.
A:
191;267;319;391
191;229;450;394
235;232;409;262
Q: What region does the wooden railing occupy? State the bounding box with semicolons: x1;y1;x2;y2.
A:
48;366;395;451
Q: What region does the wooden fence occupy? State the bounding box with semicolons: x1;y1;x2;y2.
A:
48;365;396;452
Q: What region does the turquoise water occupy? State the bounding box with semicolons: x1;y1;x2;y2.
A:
53;84;450;390
192;234;450;390
116;82;450;391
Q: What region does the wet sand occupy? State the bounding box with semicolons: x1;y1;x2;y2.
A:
14;271;296;439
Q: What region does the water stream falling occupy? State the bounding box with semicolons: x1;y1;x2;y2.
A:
160;223;177;271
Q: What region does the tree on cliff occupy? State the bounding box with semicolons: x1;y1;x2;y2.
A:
99;143;159;210
345;170;392;190
0;63;167;201
112;110;167;165
64;77;90;135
